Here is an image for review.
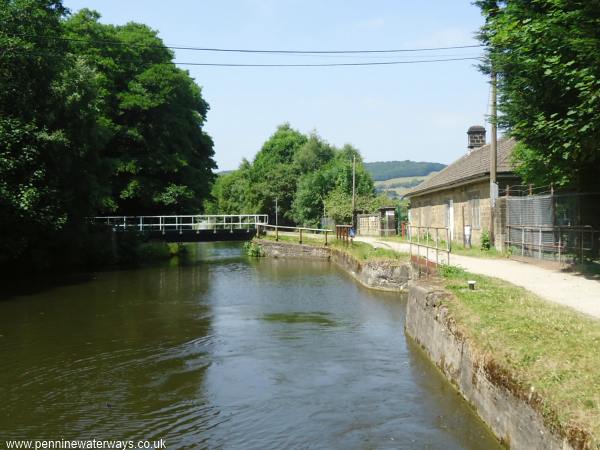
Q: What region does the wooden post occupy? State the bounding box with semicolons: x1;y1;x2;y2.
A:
275;226;279;242
325;231;328;246
299;228;303;244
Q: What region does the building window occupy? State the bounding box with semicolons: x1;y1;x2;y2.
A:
469;192;480;229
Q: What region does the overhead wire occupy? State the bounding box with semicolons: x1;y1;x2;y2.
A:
10;33;484;54
2;35;484;68
173;57;482;67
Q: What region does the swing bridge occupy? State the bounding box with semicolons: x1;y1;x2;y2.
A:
94;214;269;242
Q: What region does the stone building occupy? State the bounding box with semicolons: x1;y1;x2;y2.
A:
404;126;520;248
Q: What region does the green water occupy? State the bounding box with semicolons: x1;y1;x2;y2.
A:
0;243;501;449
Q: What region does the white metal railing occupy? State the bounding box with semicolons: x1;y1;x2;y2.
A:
94;214;269;233
408;225;451;276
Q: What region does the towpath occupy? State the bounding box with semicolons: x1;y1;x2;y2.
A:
355;236;600;319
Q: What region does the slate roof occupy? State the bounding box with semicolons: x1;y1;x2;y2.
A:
405;137;517;197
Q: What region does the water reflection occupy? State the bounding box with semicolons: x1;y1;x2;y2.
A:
0;242;500;449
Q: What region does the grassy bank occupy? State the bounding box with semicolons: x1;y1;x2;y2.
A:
438;265;600;448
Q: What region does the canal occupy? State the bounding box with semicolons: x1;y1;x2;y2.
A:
0;243;500;449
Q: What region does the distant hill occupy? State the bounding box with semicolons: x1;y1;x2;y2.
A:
374;172;440;199
364;160;446;181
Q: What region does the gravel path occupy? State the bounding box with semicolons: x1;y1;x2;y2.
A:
355;236;600;319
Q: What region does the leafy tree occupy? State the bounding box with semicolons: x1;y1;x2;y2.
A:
204;162;258;214
293;132;335;173
0;0;104;266
476;0;600;191
0;2;218;274
206;124;379;227
64;10;216;214
323;189;391;224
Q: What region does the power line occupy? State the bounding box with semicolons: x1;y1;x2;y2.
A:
12;33;483;54
173;57;482;67
0;48;483;67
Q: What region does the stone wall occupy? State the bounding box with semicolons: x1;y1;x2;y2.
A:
329;247;411;291
258;240;331;260
405;283;575;450
256;240;411;291
409;179;516;250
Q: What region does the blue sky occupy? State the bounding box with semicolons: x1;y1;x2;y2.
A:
62;0;491;170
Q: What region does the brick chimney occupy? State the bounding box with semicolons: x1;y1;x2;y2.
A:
467;125;486;151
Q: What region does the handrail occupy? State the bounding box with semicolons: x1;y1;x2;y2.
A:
408;224;451;277
259;224;331;233
94;214;269;232
257;224;331;245
96;214;269;219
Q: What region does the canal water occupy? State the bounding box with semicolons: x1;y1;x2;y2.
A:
0;243;501;449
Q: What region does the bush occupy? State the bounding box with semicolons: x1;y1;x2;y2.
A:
244;241;264;257
480;230;491;251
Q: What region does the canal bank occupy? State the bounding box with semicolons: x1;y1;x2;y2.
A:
254;238;600;450
254;239;412;291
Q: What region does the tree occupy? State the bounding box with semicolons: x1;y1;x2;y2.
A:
206;124;379;227
0;0;104;266
0;2;218;273
64;10;216;214
323;188;391;224
476;0;600;191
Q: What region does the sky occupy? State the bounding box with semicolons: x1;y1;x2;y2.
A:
62;0;492;171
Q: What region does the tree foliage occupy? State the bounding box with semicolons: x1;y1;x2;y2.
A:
0;1;216;271
205;124;388;227
64;10;216;214
476;0;600;191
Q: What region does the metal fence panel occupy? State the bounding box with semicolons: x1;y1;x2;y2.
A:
505;192;599;263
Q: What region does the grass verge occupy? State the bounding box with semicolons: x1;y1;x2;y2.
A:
258;233;408;264
380;235;510;259
450;242;509;259
438;264;600;448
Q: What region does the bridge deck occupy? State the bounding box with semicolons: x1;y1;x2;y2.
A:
95;214;269;242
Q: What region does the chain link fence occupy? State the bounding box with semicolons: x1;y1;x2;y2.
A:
505;191;600;264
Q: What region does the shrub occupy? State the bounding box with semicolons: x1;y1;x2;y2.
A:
480;230;491;251
244;241;264;257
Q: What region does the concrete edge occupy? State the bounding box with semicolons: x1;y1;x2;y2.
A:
254;239;411;292
405;283;579;450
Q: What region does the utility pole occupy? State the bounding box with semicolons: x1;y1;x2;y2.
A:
489;70;498;246
351;155;356;228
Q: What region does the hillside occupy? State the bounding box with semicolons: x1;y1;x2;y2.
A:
364;160;446;181
374;172;439;199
